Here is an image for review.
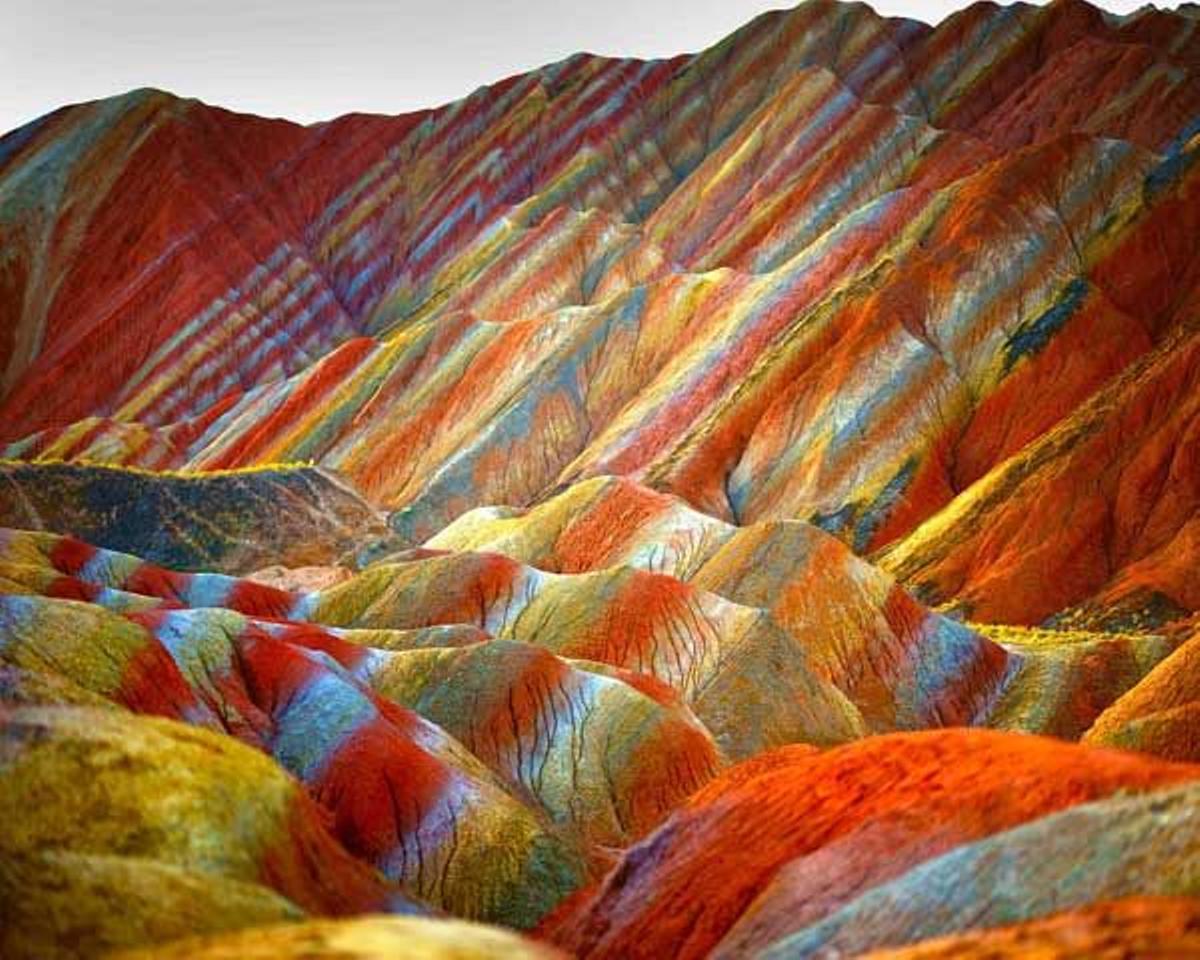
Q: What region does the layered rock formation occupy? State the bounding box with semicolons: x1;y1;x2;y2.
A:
3;0;1200;956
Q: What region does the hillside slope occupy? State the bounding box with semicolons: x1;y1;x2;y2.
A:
3;0;1200;957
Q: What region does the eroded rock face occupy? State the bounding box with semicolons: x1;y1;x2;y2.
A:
0;596;593;928
0;463;387;574
1084;627;1200;761
3;0;1200;956
246;564;355;592
854;896;1200;959
432;480;1014;733
1;851;304;960
753;781;1200;958
306;550;867;757
2;3;1199;604
546;730;1199;960
878;319;1200;628
0;707;409;924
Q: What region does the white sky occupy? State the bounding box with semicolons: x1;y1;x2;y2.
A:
0;0;1172;135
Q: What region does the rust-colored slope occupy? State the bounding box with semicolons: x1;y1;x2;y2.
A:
858;896;1200;959
548;729;1198;959
1085;627;1200;760
880;318;1200;627
2;1;1200;955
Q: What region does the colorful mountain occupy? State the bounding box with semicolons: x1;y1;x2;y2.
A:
3;0;1200;956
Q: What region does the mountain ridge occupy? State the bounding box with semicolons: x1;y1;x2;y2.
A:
3;1;1200;956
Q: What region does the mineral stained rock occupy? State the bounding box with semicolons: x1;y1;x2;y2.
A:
856;896;1200;959
3;0;1200;956
545;730;1200;958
